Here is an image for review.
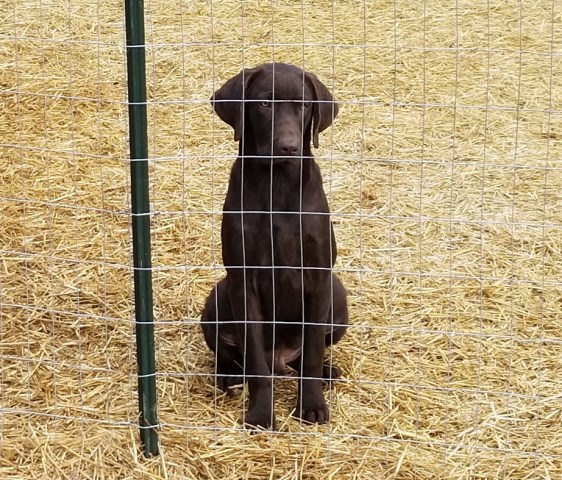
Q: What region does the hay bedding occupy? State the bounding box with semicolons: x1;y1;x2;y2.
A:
1;0;561;478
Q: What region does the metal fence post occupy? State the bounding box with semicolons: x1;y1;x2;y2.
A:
124;0;159;457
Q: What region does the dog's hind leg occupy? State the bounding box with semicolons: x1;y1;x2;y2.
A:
201;279;243;393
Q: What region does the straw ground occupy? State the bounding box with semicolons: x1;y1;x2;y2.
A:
1;0;561;478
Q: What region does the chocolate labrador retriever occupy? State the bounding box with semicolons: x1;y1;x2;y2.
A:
201;62;348;429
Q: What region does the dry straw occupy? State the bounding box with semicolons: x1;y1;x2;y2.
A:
1;0;561;478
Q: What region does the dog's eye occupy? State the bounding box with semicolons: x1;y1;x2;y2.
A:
260;101;271;108
299;102;310;110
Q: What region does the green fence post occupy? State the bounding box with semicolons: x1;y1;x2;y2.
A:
124;0;159;457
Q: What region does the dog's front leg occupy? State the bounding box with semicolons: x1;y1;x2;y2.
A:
229;282;274;430
295;290;330;424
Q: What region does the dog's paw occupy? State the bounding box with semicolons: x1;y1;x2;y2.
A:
243;406;275;431
322;364;342;381
217;375;242;394
295;396;329;424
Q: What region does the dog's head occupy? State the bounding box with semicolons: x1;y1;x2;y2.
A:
211;63;338;158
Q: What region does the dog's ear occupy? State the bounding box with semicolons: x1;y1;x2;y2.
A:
306;72;339;148
211;66;262;142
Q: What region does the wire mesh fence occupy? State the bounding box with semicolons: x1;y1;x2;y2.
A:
1;0;561;478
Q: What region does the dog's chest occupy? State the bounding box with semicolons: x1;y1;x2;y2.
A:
222;163;333;268
225;211;331;267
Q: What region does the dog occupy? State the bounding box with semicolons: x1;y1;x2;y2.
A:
201;62;348;429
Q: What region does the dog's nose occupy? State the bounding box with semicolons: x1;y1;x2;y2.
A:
277;138;300;156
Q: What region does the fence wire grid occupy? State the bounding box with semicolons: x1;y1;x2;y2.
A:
1;0;561;478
